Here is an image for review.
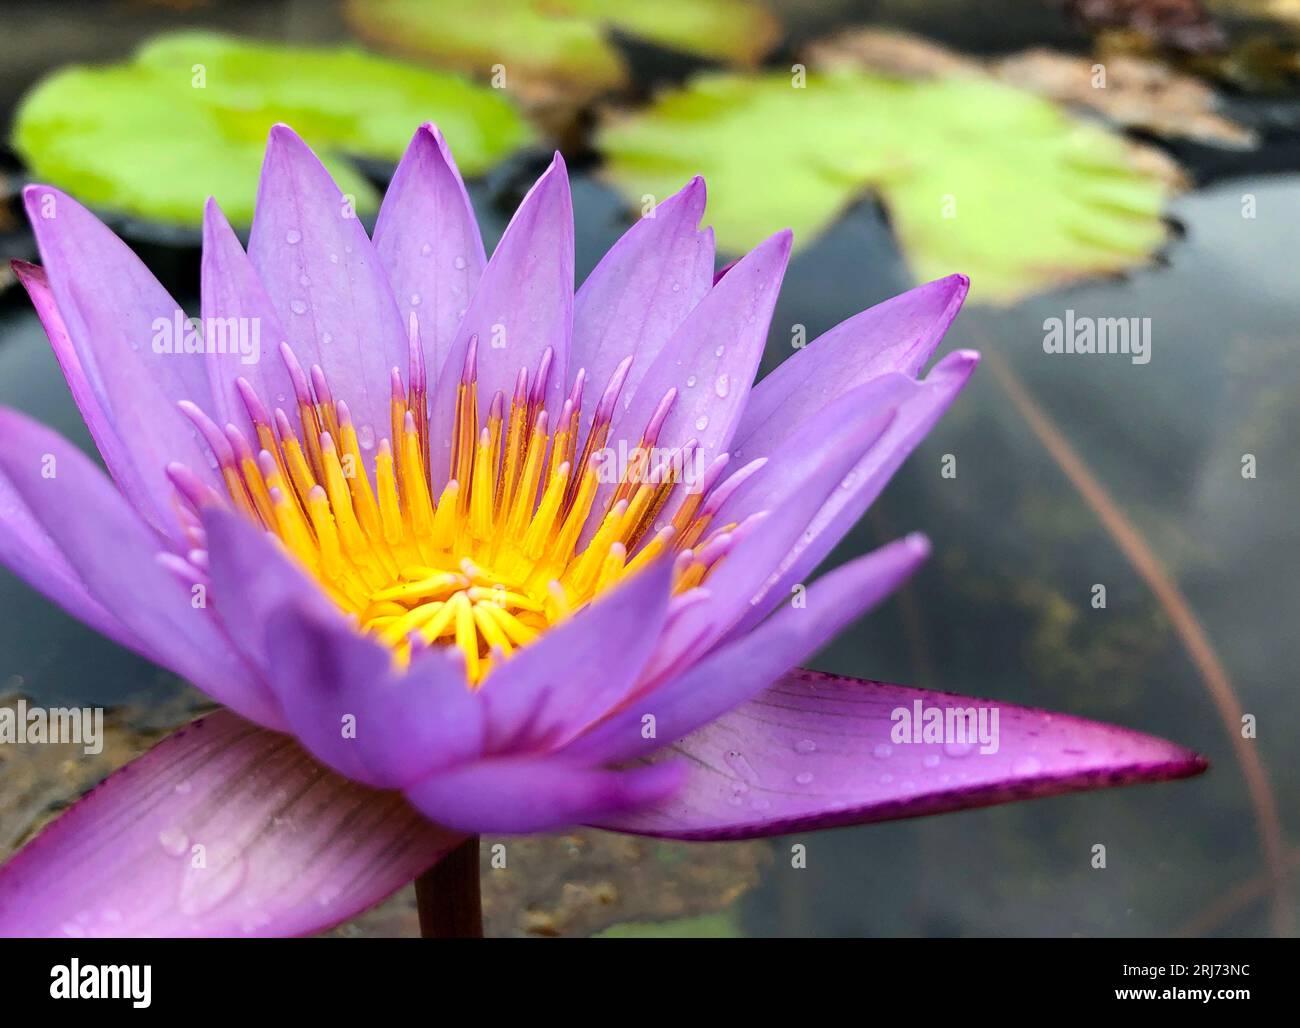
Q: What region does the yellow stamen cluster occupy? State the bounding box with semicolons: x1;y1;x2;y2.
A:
195;344;743;684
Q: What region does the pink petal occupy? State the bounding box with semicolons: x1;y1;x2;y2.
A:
0;711;461;937
594;669;1207;839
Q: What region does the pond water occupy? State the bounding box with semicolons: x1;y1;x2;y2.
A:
0;0;1296;937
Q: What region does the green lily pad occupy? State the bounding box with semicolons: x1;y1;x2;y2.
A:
599;70;1174;305
345;0;781;97
592;911;744;938
12;31;535;227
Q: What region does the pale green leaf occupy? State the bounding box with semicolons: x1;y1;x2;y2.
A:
345;0;780;96
599;70;1173;304
12;31;534;227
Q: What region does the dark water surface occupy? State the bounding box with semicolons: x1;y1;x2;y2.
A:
0;0;1297;937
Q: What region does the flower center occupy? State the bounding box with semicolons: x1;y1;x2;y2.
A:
173;330;763;684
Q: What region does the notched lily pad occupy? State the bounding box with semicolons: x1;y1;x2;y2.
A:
600;41;1180;305
345;0;782;100
11;31;534;227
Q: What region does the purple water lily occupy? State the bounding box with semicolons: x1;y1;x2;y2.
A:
0;123;1204;937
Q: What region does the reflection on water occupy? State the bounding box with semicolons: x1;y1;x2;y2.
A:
0;0;1297;937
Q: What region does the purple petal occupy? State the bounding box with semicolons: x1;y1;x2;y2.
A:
373;123;486;380
0;711;462;937
0;445;146;657
729;348;980;638
200;198;297;427
594;669;1207;840
607;229;791;465
0;409;279;728
201;507;335;676
647;392;898;675
731;274;969;460
22;186;218;534
11;261;143;514
479;557;674;754
567;536;928;765
571;177;713;417
405;755;686;835
429;153;574;487
262;599;485;789
247;124;407;460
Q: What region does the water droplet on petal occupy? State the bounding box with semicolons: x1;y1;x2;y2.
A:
794;738;817;754
724;749;758;782
285;229;302;245
795;771;814;786
714;374;729;398
299;274;311;288
694;415;709;431
410;293;422;307
357;424;376;450
290;299;308;316
178;845;246;916
714;345;725;357
420;242;433;256
685;375;697;388
159;826;189;857
329;253;340;264
453;255;467;270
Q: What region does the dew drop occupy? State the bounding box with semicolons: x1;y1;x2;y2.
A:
329;253;340;264
794;738;817;754
177;846;246;916
453;254;467;270
714;344;725;357
671;281;681;292
724;749;758;782
714;374;729;398
357;424;376;450
299;274;311;288
158;826;189;857
285;229;302;245
795;771;815;786
420;242;433;256
410;293;422;307
290;299;308;316
685;375;697;388
694;415;709;431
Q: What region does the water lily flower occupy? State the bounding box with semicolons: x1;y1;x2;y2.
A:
0;123;1204;938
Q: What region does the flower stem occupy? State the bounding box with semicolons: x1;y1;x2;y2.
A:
415;836;483;938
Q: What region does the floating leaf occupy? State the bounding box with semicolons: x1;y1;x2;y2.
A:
599;69;1175;304
12;31;534;227
592;911;743;938
345;0;781;98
